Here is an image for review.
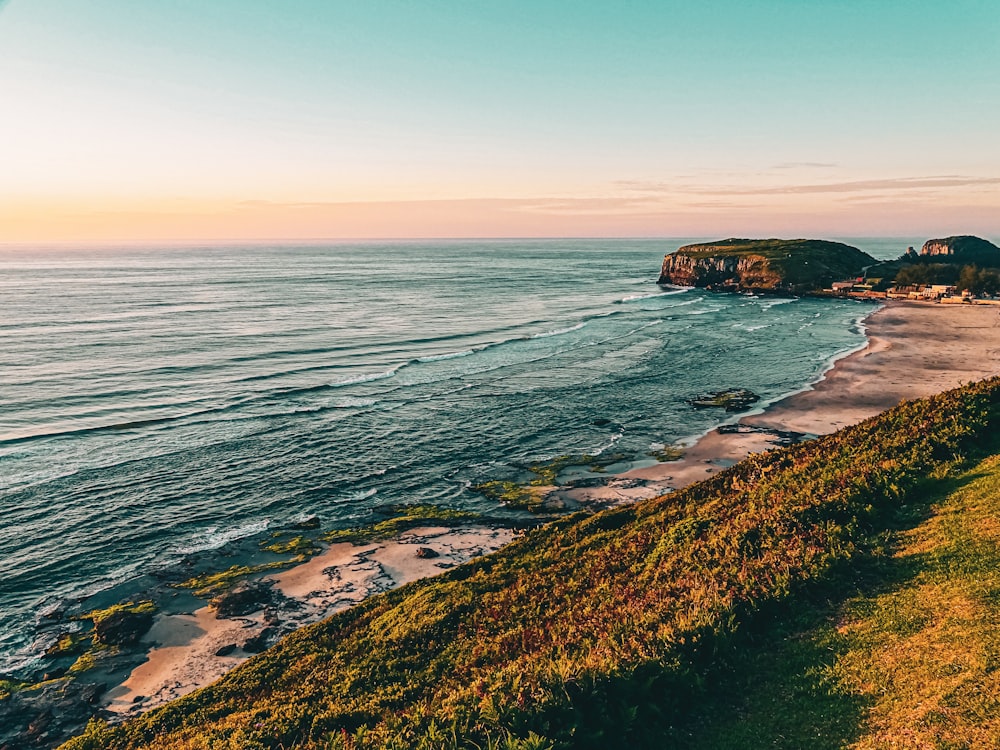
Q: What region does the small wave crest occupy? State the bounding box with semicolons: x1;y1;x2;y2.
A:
758;297;800;308
339;487;378;503
335;397;378;408
176;519;271;555
328;368;399;388
530;321;587;339
615;289;687;304
416;348;479;363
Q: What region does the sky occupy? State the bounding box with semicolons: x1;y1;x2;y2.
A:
0;0;998;242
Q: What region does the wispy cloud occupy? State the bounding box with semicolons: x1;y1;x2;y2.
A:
715;176;1000;196
772;162;839;170
614;175;1000;197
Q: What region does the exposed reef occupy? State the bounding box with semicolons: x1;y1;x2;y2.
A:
687;388;760;412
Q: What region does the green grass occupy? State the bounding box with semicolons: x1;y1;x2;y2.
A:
678;455;1000;748
61;378;1000;750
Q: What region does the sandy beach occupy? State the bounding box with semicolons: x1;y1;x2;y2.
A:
103;525;515;715
562;301;1000;504
102;300;1000;718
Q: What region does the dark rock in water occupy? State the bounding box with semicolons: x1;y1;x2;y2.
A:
562;477;608;489
293;515;321;530
93;609;153;647
241;627;275;654
716;423;807;446
213;581;275;619
592;418;613;427
0;678;103;750
214;643;238;657
687;388;760;412
415;547;439;559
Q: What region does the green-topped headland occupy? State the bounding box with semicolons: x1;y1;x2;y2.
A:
658;238;876;294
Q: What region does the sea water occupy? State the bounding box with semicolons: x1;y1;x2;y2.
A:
0;238;903;670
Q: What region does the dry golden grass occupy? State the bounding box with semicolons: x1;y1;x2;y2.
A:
828;455;1000;749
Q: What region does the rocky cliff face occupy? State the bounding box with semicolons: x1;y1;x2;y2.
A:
658;252;779;289
921;235;1000;261
657;238;874;293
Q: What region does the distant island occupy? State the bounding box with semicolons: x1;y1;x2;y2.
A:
658;235;1000;300
656;238;876;294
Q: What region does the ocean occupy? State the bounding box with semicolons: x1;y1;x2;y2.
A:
0;238;911;672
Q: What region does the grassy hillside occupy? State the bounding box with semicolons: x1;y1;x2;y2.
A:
65;378;1000;750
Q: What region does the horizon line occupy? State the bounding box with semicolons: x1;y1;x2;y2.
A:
0;233;966;249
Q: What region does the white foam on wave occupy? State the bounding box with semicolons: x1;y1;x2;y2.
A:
343;488;378;503
416;348;479;363
530;321;587;339
688;306;724;315
176;519;271;555
619;318;664;337
757;297;799;308
590;427;626;456
615;289;687;304
328;368;399;387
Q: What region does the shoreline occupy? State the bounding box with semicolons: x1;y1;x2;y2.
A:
104;301;1000;715
101;525;516;715
555;300;1000;505
20;299;1000;740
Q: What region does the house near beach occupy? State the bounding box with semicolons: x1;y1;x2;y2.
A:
886;284;957;301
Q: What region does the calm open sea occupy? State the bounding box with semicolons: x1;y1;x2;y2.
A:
0;238;912;671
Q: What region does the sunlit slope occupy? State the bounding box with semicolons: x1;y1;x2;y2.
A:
66;378;1000;750
675;453;1000;748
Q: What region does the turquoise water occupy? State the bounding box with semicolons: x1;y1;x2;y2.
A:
0;239;882;671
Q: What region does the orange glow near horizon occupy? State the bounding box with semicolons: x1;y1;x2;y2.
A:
3;179;998;245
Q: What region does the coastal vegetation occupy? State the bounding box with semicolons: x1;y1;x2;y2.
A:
63;377;1000;749
893;263;1000;296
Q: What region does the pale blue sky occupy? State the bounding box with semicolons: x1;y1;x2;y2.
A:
1;1;997;240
